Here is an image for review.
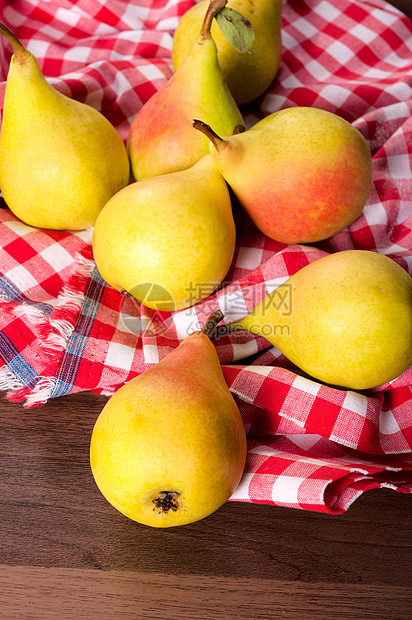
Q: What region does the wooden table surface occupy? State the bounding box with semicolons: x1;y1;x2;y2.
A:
0;390;411;619
2;1;412;618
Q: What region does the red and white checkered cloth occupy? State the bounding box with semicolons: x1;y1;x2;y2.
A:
1;0;412;514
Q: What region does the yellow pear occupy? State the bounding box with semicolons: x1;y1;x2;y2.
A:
90;311;247;528
127;0;244;181
92;155;235;311
0;23;130;230
232;251;412;390
172;0;282;105
194;107;373;244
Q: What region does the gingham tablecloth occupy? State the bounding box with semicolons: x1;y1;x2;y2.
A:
0;0;412;514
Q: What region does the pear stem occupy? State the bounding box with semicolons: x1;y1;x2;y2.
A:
232;124;246;135
200;0;227;41
192;119;229;151
202;309;224;339
0;22;30;63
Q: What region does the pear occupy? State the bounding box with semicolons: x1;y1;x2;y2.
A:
0;23;130;231
90;310;247;528
127;0;244;182
231;250;412;390
92;155;236;311
172;0;282;105
194;106;373;244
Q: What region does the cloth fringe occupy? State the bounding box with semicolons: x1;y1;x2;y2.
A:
1;247;95;407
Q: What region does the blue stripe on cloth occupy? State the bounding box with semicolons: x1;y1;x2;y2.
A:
50;268;106;398
0;330;39;386
49;378;76;396
0;275;54;315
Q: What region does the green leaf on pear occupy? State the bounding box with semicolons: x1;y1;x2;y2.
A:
215;7;255;53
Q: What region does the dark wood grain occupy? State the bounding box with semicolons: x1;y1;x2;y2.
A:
386;0;412;18
0;390;411;619
0;566;411;620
